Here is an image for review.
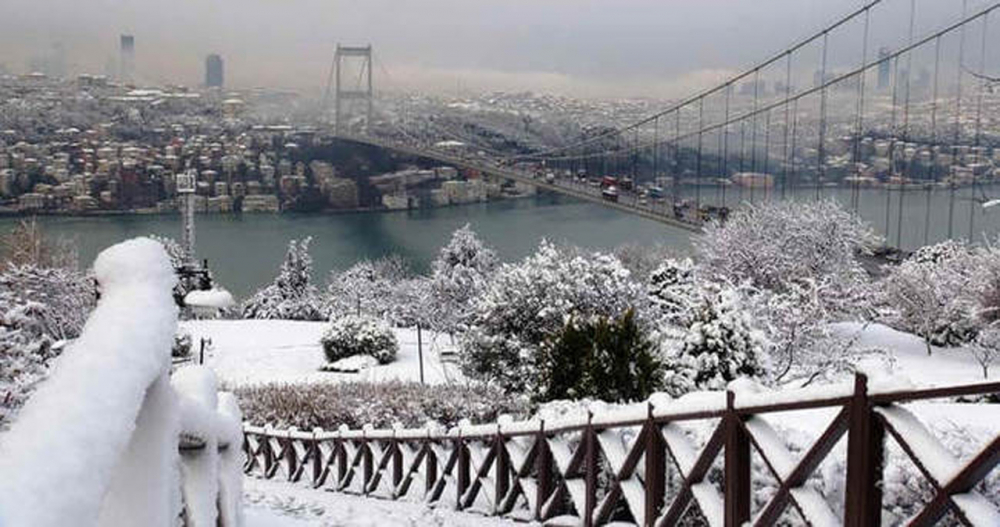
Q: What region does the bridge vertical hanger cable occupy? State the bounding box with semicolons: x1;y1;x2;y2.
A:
886;52;900;241
723;84;731;206
782;53;792;201
852;8;872;213
739;117;746;203
897;0;917;249
928;36;942;247
674;109;680;207
949;0;969;240
653;116;659;190
970;13;990;241
696;97;704;212
763;110;772;202
750;68;761;204
791;98;799;199
817;31;829;201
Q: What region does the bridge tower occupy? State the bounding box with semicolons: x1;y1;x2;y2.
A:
326;44;373;133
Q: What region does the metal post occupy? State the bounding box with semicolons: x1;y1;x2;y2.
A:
844;373;885;527
723;390;750;527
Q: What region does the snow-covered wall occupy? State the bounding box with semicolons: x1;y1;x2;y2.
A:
0;238;179;527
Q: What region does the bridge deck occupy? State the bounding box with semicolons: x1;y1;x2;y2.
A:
329;132;704;233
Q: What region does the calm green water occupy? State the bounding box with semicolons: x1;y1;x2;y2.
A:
6;186;1000;298
1;194;690;297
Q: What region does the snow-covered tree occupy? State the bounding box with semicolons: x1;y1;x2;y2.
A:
881;240;981;353
971;325;1000;379
325;256;409;319
695;200;879;295
646;258;699;324
662;281;765;395
430;225;498;332
0;265;94;425
242;238;323;321
385;277;438;330
460;241;642;393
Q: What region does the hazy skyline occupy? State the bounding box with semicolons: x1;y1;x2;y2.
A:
0;0;982;98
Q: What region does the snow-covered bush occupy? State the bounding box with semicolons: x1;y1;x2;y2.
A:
695;200;879;296
881;240;981;353
661;281;765;395
0;265;94;425
321;314;398;365
242;238;323;321
173;331;193;359
235;381;529;430
536;309;663;403
430;224;498;331
385;277;438;329
646;258;699;324
460;241;643;394
325;256;409;319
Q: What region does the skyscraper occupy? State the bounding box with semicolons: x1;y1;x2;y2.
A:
877;47;891;90
119;34;135;83
205;54;224;88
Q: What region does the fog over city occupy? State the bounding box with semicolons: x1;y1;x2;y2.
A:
0;0;978;98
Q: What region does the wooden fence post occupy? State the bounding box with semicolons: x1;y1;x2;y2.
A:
724;390;750;527
584;411;597;527
362;432;373;496
644;402;665;527
844;373;885;527
535;420;551;522
285;433;297;482
425;437;438;499
262;431;274;478
457;433;470;510
311;432;322;487
391;433;403;491
494;424;509;515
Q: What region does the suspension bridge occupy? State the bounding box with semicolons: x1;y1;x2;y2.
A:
326;0;1000;251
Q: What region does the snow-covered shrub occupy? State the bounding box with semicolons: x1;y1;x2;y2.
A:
971;325;1000;379
385;277;438;329
646;258;699;324
173;331;193;358
321;314;398;365
460;241;643;393
881;240;981;353
0;265;94;425
430;224;498;332
613;242;674;282
325;256;409;319
536;309;663;403
242;238;323;321
234;381;529;430
696;200;879;296
1;217;79;269
662;281;765;395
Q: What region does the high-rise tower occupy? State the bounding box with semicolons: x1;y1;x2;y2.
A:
205;54;224;88
119;34;135;84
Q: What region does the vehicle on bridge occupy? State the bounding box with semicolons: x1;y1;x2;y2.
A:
601;176;618;188
619;178;634;191
602;185;619;202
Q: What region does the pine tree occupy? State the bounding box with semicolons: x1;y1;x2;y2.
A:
242;238;322;320
431;225;498;332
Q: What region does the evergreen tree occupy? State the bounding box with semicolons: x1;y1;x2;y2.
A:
431;225;498;331
242;238;322;320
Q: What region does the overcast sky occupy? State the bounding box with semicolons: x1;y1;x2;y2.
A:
0;0;980;98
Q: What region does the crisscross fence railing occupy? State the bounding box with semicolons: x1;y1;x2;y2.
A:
243;373;1000;526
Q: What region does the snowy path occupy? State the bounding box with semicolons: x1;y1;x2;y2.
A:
244;478;521;527
180;320;463;387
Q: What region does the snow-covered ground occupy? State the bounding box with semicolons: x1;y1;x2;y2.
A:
180;320;463;387
243;478;520;527
182;319;995;390
834;322;995;386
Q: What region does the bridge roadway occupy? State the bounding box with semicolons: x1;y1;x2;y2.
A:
327;131;704;233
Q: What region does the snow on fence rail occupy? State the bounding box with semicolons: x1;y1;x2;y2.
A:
0;238;243;527
244;373;1000;527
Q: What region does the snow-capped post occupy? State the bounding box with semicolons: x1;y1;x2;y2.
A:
844;372;885;527
417;322;425;385
644;400;666;526
391;428;403;493
362;427;373;495
723;389;750;527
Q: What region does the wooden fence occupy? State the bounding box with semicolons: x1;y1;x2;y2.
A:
243;374;1000;526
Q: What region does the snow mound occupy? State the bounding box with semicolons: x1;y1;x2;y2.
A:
185;288;235;309
0;237;178;527
321;354;379;373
